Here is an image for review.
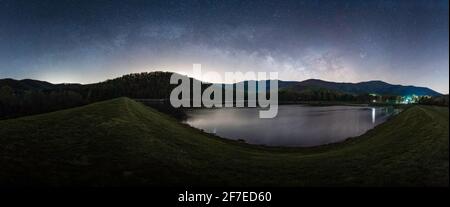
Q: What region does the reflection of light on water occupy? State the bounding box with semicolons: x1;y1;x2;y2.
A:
372;108;376;123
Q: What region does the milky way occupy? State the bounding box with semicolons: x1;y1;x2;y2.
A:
0;0;448;93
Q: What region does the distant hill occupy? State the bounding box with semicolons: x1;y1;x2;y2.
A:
233;79;441;103
0;78;83;94
0;78;56;91
281;79;442;96
233;79;441;97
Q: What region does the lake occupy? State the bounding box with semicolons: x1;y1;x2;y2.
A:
183;105;401;147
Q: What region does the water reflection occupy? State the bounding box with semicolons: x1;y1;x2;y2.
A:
184;105;400;147
372;108;376;123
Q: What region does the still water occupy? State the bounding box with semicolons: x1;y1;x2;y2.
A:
184;105;400;147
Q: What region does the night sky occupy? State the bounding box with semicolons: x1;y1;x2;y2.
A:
0;0;448;93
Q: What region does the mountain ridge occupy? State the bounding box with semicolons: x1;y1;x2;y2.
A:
1;72;442;96
232;78;441;96
286;78;442;96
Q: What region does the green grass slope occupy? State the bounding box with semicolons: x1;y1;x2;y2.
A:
0;98;448;187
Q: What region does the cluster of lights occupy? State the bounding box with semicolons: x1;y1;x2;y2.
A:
369;93;427;104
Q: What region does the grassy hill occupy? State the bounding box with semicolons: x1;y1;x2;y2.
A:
0;97;448;187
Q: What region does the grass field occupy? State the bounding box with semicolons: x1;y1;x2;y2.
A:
0;97;448;187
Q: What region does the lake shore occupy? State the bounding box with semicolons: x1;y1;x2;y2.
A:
0;97;447;186
183;104;400;147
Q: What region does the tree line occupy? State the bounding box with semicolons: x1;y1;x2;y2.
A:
0;72;177;119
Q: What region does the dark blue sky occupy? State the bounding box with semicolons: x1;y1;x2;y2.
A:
0;0;448;93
